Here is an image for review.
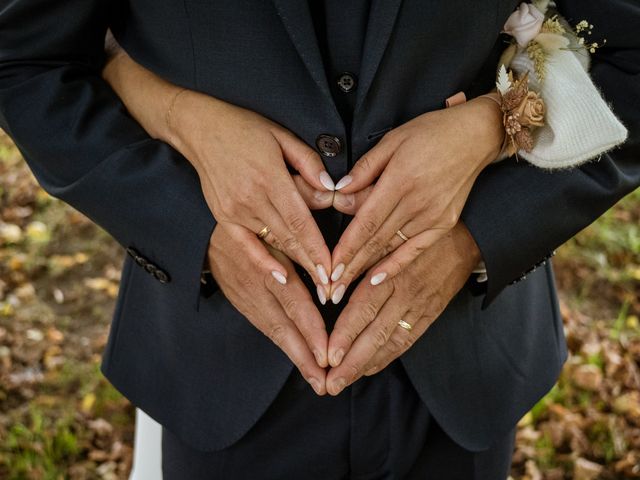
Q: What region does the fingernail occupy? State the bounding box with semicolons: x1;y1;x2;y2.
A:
364;366;378;376
319;171;335;191
316;285;326;305
332;377;346;394
331;263;345;282
370;272;387;285
334;193;355;209
308;377;322;395
316;264;329;285
271;271;287;285
332;348;344;366
313;349;325;366
335;175;352;190
331;284;346;304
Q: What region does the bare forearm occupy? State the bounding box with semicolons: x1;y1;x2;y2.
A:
101;47;181;145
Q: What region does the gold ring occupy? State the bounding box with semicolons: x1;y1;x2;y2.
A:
398;320;412;331
257;225;271;239
396;229;409;242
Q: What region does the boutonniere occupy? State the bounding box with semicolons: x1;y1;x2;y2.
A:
483;0;626;169
500;0;605;83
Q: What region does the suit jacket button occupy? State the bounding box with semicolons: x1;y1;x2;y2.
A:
134;255;148;267
154;269;170;283
336;72;357;93
144;262;157;274
315;134;342;157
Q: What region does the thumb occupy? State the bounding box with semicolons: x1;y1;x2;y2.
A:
271;127;335;193
292;174;334;210
333;132;396;193
332;184;374;215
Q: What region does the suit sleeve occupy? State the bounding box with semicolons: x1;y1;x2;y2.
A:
460;0;640;308
0;0;216;312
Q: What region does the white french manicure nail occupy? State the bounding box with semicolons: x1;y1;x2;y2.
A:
332;284;346;304
319;171;335;191
335;175;352;190
331;263;345;282
370;272;387;285
271;271;287;285
316;264;329;285
316;285;327;305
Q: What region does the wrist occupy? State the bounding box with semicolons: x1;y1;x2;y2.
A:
455;221;483;270
467;93;506;169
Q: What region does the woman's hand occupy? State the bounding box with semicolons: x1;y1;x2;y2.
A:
101;38;334;296
325;221;482;395
207;221;329;395
328;97;504;302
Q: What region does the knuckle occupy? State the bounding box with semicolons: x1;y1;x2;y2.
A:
359;217;379;236
361;301;379;323
285;213;308;234
346;362;362;381
341;245;358;262
238;273;255;289
447;209;459;226
373;327;390;349
216;198;237;218
267;323;288;347
381;127;400;143
387;256;404;275
355;154;373;173
388;335;406;354
363;237;384;256
407;277;423;296
430;291;447;315
281;296;299;317
282;235;302;252
343;328;359;345
267;235;284;252
302;148;321;168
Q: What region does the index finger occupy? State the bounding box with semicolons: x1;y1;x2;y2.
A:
330;175;400;288
269;174;333;286
327;276;394;368
266;248;329;367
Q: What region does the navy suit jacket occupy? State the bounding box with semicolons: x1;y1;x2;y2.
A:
1;0;638;452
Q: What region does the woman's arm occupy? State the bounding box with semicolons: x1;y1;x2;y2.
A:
100;38;335;293
0;0;214;313
460;0;640;307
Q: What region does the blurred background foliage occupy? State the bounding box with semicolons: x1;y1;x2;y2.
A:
0;131;638;479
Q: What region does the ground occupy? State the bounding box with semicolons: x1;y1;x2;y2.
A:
0;131;638;479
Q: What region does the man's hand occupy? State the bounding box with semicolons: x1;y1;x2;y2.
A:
324;221;481;395
328;97;504;303
207;221;330;395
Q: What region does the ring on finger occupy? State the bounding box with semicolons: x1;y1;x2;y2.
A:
396;229;409;242
257;225;271;239
397;319;412;331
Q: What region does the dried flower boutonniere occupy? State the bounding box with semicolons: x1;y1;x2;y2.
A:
494;65;545;158
500;1;606;84
479;0;627;168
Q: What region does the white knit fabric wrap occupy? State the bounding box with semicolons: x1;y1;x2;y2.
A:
507;48;628;169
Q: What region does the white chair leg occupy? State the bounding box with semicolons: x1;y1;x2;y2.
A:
129;407;163;480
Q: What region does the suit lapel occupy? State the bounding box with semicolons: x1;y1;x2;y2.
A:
354;0;403;116
272;0;334;106
273;0;403;120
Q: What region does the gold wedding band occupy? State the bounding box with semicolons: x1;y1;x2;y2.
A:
257;225;271;239
396;229;409;242
398;320;412;331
